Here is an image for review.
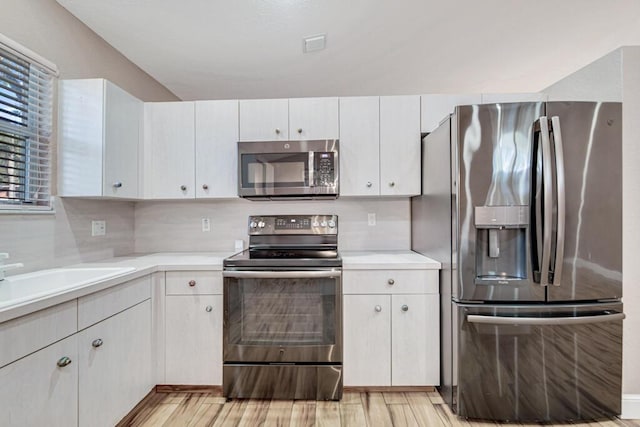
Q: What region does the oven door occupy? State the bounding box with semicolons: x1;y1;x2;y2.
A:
223;269;342;363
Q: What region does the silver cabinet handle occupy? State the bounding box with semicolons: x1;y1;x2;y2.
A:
206;305;213;312
57;357;72;367
374;305;382;312
297;128;303;134
202;184;209;190
388;279;395;285
92;339;103;348
467;312;625;326
401;305;409;312
366;182;372;188
188;280;196;287
275;128;281;134
180;185;187;191
389;182;395;187
113;182;122;188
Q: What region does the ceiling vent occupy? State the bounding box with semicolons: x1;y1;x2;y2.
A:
303;34;327;53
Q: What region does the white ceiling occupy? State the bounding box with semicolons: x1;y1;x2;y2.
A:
56;0;640;101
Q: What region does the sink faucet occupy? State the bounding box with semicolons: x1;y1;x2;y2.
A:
0;253;24;281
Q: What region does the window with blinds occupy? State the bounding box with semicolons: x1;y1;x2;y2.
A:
0;43;54;210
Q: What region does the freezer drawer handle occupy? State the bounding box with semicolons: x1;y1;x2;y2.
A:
467;312;625;326
222;270;341;279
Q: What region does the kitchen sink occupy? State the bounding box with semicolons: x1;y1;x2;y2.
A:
0;267;136;305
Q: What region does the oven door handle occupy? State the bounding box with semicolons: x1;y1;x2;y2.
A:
223;270;342;279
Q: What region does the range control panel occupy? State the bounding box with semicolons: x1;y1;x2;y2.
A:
248;215;338;235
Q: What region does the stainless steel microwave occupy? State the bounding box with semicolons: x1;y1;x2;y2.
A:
237;140;339;200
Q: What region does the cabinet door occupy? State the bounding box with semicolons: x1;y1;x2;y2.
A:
420;94;481;133
343;294;391;386
78;300;152;427
391;294;439;386
195;100;239;198
380;95;421;196
239;99;289;141
104;81;142;198
165;295;223;384
0;334;78;427
289;97;339;140
144;102;195;198
338;97;380;196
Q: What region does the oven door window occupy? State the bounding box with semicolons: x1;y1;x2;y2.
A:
226;277;337;346
241;153;309;188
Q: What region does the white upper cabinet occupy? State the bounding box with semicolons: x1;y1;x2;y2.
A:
289;97;339;140
143;102;195;199
380;95;421;196
339;97;380;196
58;79;142;198
239;99;289;141
420;94;481;133
195;100;239;198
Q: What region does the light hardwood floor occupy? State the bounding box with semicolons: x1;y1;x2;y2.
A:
117;391;640;427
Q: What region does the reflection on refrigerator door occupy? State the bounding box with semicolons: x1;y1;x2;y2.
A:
457;303;624;422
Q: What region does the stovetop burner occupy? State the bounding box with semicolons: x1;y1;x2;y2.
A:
223;214;341;269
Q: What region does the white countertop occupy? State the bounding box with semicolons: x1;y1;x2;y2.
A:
0;250;438;323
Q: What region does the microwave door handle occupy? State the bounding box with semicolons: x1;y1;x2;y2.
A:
309;151;315;188
539;117;553;287
551;116;566;287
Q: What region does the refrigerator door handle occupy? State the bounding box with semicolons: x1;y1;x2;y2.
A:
551;116;566;287
467;312;625;326
539;117;553;286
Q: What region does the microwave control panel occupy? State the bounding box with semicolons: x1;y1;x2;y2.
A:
314;152;335;186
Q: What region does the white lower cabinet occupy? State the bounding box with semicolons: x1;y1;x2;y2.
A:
0;334;78;427
343;269;439;387
78;299;152;427
165;295;223;385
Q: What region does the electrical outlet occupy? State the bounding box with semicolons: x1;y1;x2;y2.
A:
91;220;106;236
368;213;376;226
202;218;211;232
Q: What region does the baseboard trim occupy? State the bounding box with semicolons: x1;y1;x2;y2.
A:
344;386;436;393
621;394;640;419
156;384;223;394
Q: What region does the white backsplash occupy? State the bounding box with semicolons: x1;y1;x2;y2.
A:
134;198;411;253
0;197;135;274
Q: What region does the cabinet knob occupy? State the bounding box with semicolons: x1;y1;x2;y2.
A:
180;185;187;191
366;182;372;188
297;128;303;134
113;182;123;188
275;128;281;134
92;338;103;348
388;279;395;285
57;356;72;368
374;305;382;312
389;182;395;187
188;280;196;287
401;304;409;312
206;305;213;312
202;184;209;190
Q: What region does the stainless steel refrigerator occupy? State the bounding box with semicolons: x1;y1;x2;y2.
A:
411;101;624;422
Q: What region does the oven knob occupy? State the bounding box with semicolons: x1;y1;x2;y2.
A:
320;221;327;227
258;221;266;228
312;221;320;227
250;221;258;229
328;220;336;228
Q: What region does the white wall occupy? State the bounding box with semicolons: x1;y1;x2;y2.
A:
135;198;410;253
0;0;176;275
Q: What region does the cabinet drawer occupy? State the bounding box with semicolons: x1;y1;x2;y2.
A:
166;271;222;295
343;270;438;294
78;275;151;330
0;300;77;368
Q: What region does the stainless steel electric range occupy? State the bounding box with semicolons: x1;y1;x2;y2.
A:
222;214;342;400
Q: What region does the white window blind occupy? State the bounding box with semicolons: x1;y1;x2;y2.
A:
0;38;55;211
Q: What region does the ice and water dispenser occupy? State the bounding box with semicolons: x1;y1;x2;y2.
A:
474;206;528;285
